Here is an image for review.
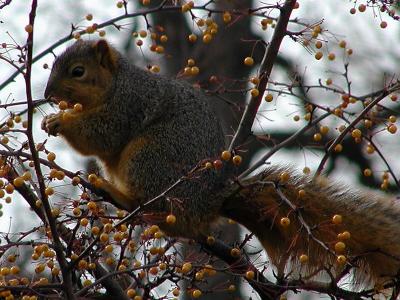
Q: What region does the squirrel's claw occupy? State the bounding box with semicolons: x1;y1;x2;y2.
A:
42;113;62;136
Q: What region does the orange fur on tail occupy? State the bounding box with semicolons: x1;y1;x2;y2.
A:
220;166;400;287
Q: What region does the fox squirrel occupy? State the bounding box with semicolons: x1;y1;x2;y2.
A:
43;39;400;288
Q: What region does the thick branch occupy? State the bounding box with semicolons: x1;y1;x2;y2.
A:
229;0;297;150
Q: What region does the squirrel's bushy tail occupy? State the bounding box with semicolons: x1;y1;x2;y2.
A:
220;166;400;286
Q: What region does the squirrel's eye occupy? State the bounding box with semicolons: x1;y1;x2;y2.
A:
71;66;85;78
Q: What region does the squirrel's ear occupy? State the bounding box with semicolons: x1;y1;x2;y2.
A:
93;40;117;72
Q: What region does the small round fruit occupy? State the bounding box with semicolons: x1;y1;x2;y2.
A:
166;214;176;224
188;33;197;43
264;94;273;102
315;51;323;60
250;88;259;97
299;254;309;263
337;255;347;265
221;150;231;161
73;103;83;113
280;217;290;227
181;262;192;273
339;231;351;240
244;57;254;66
58;101;68;110
230;247;241;257
334;144;343;153
13;177;24;187
388;124;397;134
279;171;290;182
47;152;56;161
25;24;33;33
334;241;346;253
332;214;343;225
192;289;202;298
351;129;362;138
245;270;255;280
202;33;212;43
232;155;242;165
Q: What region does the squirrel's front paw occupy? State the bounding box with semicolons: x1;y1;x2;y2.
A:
41;113;63;136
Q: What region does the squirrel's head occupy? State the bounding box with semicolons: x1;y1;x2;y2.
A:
44;39;119;110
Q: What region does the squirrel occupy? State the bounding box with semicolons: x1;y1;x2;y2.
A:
42;39;400;289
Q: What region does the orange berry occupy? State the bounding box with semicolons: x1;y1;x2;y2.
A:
188;33;197;43
314;51;323;60
245;270;255;280
351;129;362;138
250;88;259;97
364;119;373;128
87;201;97;210
298;189;306;198
328;53;335;61
250;76;260;85
232;155;242;165
265;94;273;102
127;289;136;298
221;150;232;161
223;12;232;23
332;214;343;225
25;24;33;33
315;41;322;49
160;35;168;43
13;177;24;187
150;65;160;73
363;168;372;177
230;247;241;257
313;133;322;142
279;171;290;182
334;241;346;253
100;233;109;243
337;255;347;265
339;231;351;240
58;101;68;110
44;186;54;196
181;262;192;273
299;254;309;263
172;288;180;297
190;66;199;75
1;267;10;276
80;218;89;227
334;144;343;153
280;217;290;227
166;214;176;224
73;103;83;113
192;289;202;298
244;57;254;66
47;152;56;161
339;40;346;48
389;115;397;123
202;33;212;43
207;235;215;244
358;4;366;12
388;124;397;134
303;166;310;175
